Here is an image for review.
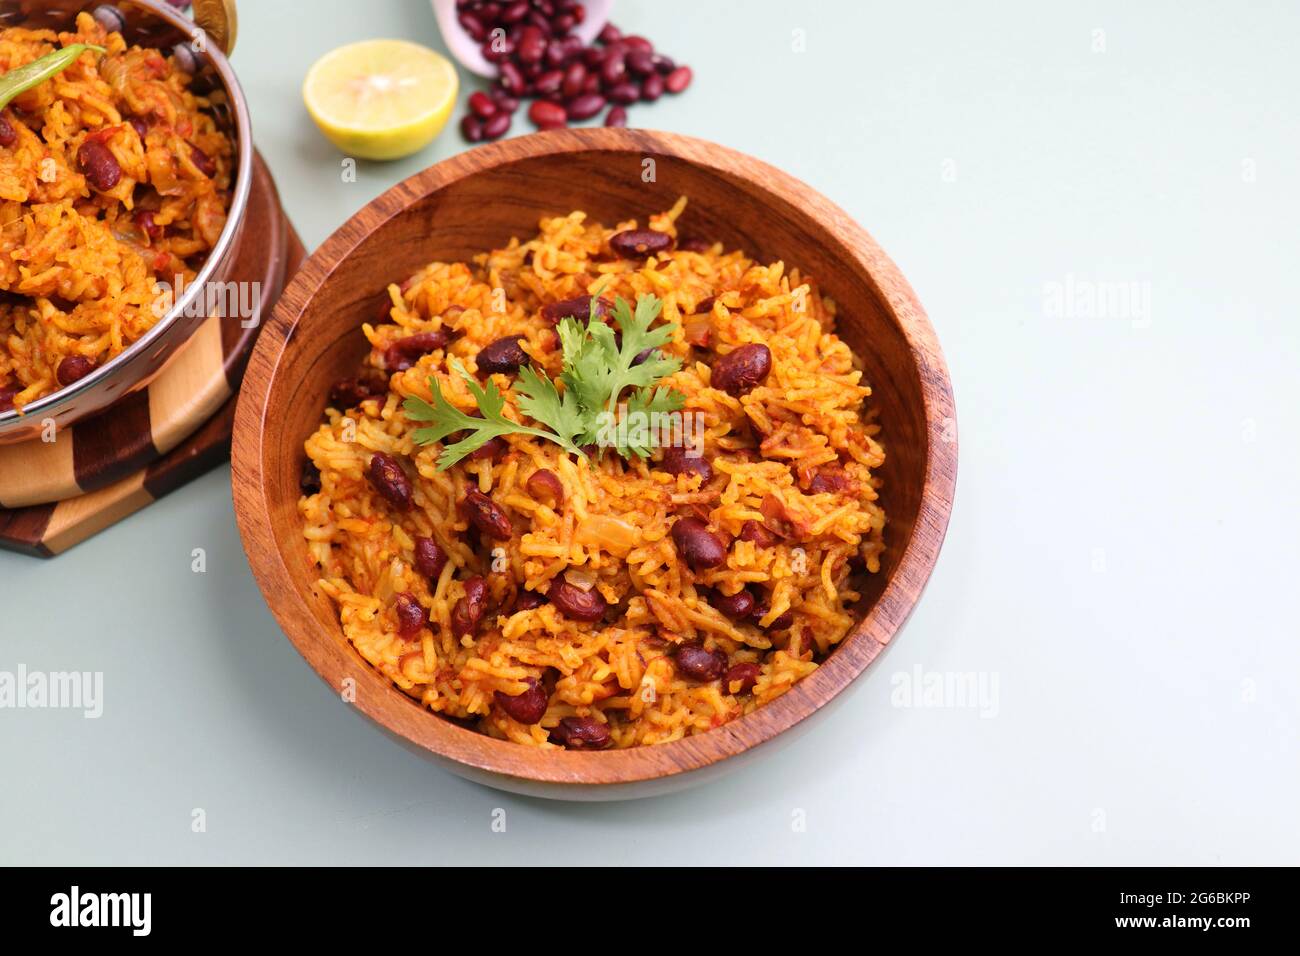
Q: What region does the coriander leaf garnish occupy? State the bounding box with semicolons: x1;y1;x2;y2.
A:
408;294;686;470
0;45;104;110
404;358;582;469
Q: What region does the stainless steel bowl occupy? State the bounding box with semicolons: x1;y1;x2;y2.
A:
0;0;252;444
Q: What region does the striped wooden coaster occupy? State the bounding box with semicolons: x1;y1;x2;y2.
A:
0;152;291;509
0;152;304;557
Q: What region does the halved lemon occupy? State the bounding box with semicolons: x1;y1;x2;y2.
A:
303;40;458;161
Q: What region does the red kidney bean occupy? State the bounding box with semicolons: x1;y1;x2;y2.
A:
533;68;564;96
394;592;426;638
460;488;513;541
547;579;607;622
665;65;693;94
368;452;413;510
490;89;520;112
605;81;640;105
329;374;386;409
76;140;120;191
516;25;546;63
526;467;564;503
661;445;713;483
385;330;449;371
477;334;528;374
498;61;526;95
513;589;546;612
55;355;97;387
564;92;605;121
582;45;604;68
0;116;15;148
128;116;149;139
542;294;610;324
676;643;726;682
679;238;712;254
581;72;602;94
722;662;761;694
640;72;664;101
500;0;529;24
300;459;322;495
188;143;216;177
751;595;794;631
458;11;487;41
468;436;509;462
460;114;485;142
604;106;627;127
710;343;772;396
622;35;654;54
712;588;755;620
600;49;627;86
468;91;498;118
671;517;728;571
551;715;612;749
609;229;674;258
495;677;549;724
738;519;778;548
597;23;622;45
482;111;512;139
451;575;488;638
413;536;449;582
528;99;566;129
0;384;18;412
553;12;575;32
652;54;676;74
525;10;552;34
134;209;162;240
626;49;655;76
561;61;587;98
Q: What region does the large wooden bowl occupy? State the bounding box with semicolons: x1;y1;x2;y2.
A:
232;129;957;800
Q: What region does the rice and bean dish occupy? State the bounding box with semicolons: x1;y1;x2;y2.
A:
0;13;232;412
300;198;887;749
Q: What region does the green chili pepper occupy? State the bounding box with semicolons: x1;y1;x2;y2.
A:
0;44;105;111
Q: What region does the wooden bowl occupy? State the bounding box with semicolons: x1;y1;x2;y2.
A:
232;129;957;800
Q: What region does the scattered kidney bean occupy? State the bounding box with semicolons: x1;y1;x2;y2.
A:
622;35;654;54
394;592;426;637
0;384;18;412
710;343;772;396
598;23;622;45
712;588;755;620
807;469;855;495
368;452;413;510
528;98;567;129
482;111;512;139
551;715;612;750
609;229;674;258
300;459;322;495
490;89;520;112
793;627;818;657
665;65;693;94
498;61;526;95
516;25;547;63
542;294;609;324
55;355;96;387
561;61;587;98
640;73;664;101
495;677;549;724
605;81;640;105
128;116;149;139
451;575;488;638
513;589;546;612
460;487;513;541
738;519;778;548
468;91;498;118
604;105;627;127
476;334;529;374
626;49;655;76
547;578;607;622
460;114;485;141
329;374;386;409
134;209;162;241
76;140;120;191
0;116;15;148
676;643;727;682
413;536;449;582
533;68;564;96
661;445;712;483
671;517;728;571
751;595;794;631
385;330;449;371
679;238;712;254
188;143;216;177
564;92;605;121
526;467;564;503
459;11;487;41
722;662;761;694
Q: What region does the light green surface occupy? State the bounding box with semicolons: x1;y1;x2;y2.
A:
2;0;1298;864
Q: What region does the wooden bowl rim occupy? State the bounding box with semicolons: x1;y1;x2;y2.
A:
233;129;957;788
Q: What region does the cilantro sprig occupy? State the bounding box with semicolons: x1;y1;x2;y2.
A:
403;294;685;469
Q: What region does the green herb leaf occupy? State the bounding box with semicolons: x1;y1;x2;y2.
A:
409;293;687;469
0;44;105;111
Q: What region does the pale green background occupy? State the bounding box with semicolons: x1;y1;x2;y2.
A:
2;0;1297;865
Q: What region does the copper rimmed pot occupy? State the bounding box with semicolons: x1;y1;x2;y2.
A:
0;0;252;444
